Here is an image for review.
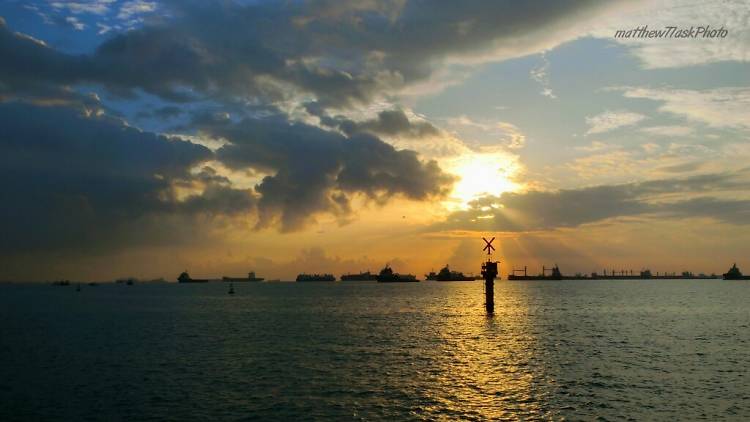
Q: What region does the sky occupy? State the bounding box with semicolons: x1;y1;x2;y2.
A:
1;0;749;281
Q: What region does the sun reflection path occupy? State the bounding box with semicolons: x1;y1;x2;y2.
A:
417;283;559;420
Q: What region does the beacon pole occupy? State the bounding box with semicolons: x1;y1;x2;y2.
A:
481;237;499;315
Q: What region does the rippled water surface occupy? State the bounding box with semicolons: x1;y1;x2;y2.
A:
1;280;749;420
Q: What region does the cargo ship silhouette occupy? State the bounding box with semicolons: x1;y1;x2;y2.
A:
508;266;720;280
222;271;264;282
296;273;336;282
425;265;478;281
340;271;378;281
177;271;209;283
377;264;419;282
723;263;750;280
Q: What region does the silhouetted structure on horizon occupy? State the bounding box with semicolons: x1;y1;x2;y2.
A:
425;265;478;281
723;263;750;280
222;271;264;282
340;271;378;281
296;273;336;282
178;271;209;283
507;266;720;280
376;265;419;282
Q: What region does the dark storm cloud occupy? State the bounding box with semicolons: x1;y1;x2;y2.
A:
0;102;256;252
0;17;89;100
311;105;441;139
195;116;455;231
434;170;750;232
0;0;623;246
136;105;185;120
1;1;612;106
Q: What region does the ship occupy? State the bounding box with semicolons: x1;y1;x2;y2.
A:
296;273;336;282
507;265;720;280
723;263;750;280
177;271;209;283
425;265;477;281
115;277;138;284
377;264;419;282
222;271;264;282
508;265;563;280
340;271;378;281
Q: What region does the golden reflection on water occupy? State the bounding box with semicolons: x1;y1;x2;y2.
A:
423;283;555;420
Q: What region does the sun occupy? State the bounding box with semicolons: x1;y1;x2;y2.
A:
447;151;521;208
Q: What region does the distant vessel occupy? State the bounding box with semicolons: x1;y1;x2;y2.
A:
116;277;138;285
76;283;81;292
177;271;209;283
425;265;477;281
723;263;750;280
377;265;419;283
222;271;264;282
51;280;71;286
508;265;563;280
228;282;235;295
340;271;378;281
296;273;336;282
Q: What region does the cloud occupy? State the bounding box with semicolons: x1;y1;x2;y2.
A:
529;54;556;99
442;115;527;149
432;169;750;232
49;1;117;15
136;105;184;120
640;125;694;137
616;86;750;130
117;0;157;20
563;141;731;184
65;16;86;31
195;115;456;231
312;106;441;139
590;0;750;69
585;110;646;135
1;1;624;108
0;101;258;252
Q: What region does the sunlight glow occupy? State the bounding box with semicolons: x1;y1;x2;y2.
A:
447;151;521;208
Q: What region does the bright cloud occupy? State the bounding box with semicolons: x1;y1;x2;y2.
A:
585;110;647;135
117;0;157;20
529;54;556;99
618;87;750;130
640;125;695;137
49;0;116;15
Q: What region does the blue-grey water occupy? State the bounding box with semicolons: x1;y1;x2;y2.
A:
1;280;749;421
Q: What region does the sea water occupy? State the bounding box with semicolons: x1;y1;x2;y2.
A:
1;280;748;420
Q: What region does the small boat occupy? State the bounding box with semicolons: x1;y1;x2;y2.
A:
75;283;81;292
377;264;419;283
228;282;235;295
